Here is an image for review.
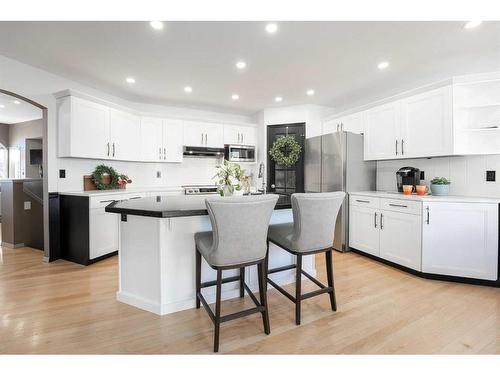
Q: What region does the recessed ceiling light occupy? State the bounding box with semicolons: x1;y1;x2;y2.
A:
13;100;21;104
377;61;389;70
306;89;315;96
236;61;247;69
184;86;193;93
125;77;136;84
231;94;239;100
265;23;278;33
464;21;482;29
275;96;283;102
150;21;164;30
0;104;5;109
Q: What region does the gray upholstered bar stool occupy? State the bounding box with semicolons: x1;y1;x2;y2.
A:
267;192;345;325
195;194;279;352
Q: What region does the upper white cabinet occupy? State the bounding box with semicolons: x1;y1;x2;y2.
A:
322;113;364;135
223;125;256;146
184;121;224;148
400;86;453;158
363;101;401;160
422;202;498;280
109;109;141;161
163;119;184;163
140;118;183;163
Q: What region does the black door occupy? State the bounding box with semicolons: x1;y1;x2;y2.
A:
267;123;306;205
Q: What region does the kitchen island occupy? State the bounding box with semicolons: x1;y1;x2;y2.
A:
105;194;315;315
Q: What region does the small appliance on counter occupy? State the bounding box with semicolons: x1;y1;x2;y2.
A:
396;167;421;192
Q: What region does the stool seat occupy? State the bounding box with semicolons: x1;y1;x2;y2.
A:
268;222;329;254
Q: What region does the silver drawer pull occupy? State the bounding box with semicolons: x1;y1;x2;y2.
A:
356;199;370;203
99;199;115;203
129;197;141;200
389;203;408;208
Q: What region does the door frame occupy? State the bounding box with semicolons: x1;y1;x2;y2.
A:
0;88;50;262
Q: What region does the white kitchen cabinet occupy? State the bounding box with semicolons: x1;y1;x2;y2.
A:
89;207;119;259
163;119;184;162
322;118;340;134
349;205;380;257
140;117;164;162
223;125;256;146
109;109;141;161
322;113;364;135
400;86;453;158
363;102;401;160
422;202;499;280
58;96;110;159
379;209;422;271
184;121;224;148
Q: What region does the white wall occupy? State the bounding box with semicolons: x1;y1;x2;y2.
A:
8;118;43;178
377;155;500;198
0;55;255;192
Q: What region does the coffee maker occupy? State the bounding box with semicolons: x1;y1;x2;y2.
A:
396;167;421;192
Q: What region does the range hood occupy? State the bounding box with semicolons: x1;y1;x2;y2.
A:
183;146;225;158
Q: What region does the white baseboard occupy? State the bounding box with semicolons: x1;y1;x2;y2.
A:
1;241;25;249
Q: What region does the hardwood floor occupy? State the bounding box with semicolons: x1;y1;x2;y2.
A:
0;246;499;354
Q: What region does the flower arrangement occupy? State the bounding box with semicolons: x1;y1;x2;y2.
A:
214;159;247;196
118;174;132;186
91;164;132;190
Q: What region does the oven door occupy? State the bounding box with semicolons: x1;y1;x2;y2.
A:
226;145;255;162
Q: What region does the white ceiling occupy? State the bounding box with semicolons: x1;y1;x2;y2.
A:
0;92;42;124
0;21;499;115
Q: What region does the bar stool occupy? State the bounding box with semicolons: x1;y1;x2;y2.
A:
195;194;279;352
267;192;345;325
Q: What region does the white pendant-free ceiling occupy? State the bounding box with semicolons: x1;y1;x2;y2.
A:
0;21;498;114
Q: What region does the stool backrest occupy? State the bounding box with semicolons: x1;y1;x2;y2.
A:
205;194;279;266
291;192;345;251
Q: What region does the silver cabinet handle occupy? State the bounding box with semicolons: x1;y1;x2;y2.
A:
205;134;207;145
107;142;110;156
336;124;339;132
159;147;162;160
238;133;240;143
395;140;398;155
356;199;370;203
380;213;384;229
374;212;378;228
112;143;115;157
163;147;166;160
241;133;244;143
389;203;408;208
426;206;430;224
201;133;204;145
401;139;405;155
341;122;344;131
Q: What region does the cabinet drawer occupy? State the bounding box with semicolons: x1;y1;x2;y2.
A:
380;198;421;215
349;195;380;209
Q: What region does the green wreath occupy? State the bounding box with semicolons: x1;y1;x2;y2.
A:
269;135;302;167
92;164;120;190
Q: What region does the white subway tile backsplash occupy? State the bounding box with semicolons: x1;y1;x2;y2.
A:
377;154;500;198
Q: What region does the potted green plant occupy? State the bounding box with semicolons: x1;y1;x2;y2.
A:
214;160;246;196
430;177;451;196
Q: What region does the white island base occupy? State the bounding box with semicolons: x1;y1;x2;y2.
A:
116;209;315;315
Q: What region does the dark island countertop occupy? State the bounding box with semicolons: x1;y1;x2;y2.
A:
105;194;292;218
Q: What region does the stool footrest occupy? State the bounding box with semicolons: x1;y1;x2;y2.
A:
200;275;240;288
268;264;296;274
220;306;265;323
267;277;296;303
301;287;333;300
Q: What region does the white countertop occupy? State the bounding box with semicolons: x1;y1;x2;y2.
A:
350;191;500;204
59;186;184;197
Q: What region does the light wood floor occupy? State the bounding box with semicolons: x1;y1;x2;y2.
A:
0;246;499;354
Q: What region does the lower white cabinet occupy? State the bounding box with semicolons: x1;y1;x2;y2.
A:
349;205;380;257
89;207;119;259
379;210;422;271
422;202;499;280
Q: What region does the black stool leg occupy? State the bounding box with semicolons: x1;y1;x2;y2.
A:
214;270;222;352
257;261;270;334
295;254;302;325
239;267;245;298
195;248;201;309
325;250;337;311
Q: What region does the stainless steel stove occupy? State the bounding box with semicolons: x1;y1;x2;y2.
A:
183;185;219;195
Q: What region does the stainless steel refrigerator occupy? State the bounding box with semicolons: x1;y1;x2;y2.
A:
304;131;376;252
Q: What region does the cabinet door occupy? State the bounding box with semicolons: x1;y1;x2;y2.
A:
109;109;141;161
140;117;163;162
183;121;204;147
379;210;422;271
363;102;401;160
223;125;241;145
349;205;380;256
341;113;364;134
203;123;224;148
163;119;184;162
70;97;110;159
422;202;498;280
400;86;453;158
240;126;256;146
89;208;119;259
322;118;340;135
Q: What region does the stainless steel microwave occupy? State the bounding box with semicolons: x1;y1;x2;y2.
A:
224;145;256;162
